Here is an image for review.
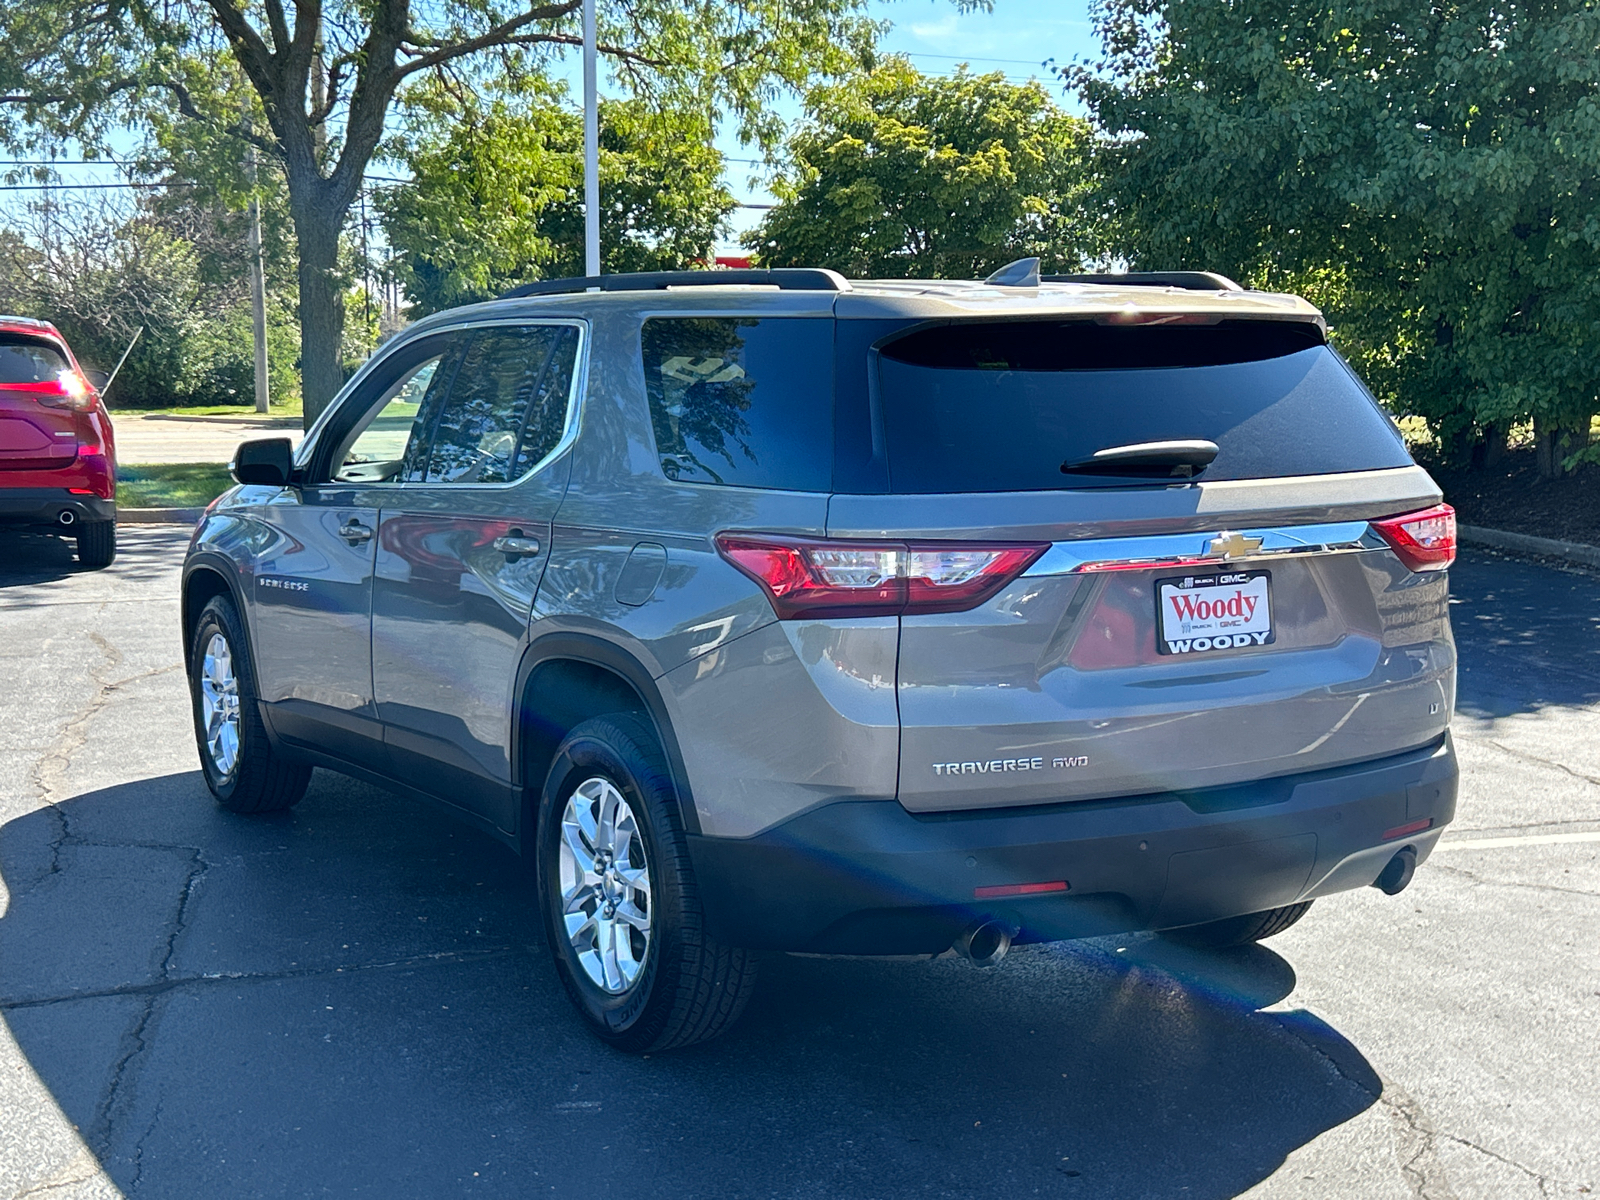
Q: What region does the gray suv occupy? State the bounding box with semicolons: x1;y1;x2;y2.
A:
181;265;1459;1051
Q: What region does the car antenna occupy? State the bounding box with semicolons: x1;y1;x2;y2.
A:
101;326;143;394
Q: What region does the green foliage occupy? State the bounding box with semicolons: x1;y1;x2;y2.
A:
0;193;300;408
749;60;1101;277
1071;0;1600;469
380;80;735;314
0;0;891;417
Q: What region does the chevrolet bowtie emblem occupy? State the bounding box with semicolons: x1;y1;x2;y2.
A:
1207;531;1264;559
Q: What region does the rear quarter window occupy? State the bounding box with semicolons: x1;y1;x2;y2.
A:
641;317;833;491
875;320;1412;493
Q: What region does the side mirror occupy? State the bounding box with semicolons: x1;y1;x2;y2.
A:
83;368;111;393
231;437;296;487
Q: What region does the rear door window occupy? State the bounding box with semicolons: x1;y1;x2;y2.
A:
0;337;68;385
641;317;833;491
874;320;1412;493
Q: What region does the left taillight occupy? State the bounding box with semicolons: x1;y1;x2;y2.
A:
715;534;1048;619
1372;504;1456;572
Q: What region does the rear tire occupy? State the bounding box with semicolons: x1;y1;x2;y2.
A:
537;713;758;1052
75;520;116;568
188;595;310;814
1160;901;1313;949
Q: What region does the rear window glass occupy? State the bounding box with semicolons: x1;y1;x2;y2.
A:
875;320;1411;493
0;337;68;385
641;317;832;491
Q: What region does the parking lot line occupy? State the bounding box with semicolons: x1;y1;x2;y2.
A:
1434;830;1600;852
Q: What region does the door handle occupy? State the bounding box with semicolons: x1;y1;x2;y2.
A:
338;519;373;544
493;534;541;558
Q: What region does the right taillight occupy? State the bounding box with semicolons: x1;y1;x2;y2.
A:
1372;504;1456;572
715;534;1047;619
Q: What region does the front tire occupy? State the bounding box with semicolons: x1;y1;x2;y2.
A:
75;520;116;568
537;714;757;1052
188;595;310;813
1160;901;1314;949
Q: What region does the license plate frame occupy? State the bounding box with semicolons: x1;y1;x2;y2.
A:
1155;570;1275;656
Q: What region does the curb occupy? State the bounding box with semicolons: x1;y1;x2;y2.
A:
119;507;204;526
1458;524;1600;570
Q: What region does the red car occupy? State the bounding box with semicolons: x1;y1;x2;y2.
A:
0;317;117;567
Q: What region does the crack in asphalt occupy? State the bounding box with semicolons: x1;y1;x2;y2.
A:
1482;739;1600;789
1443;817;1600;837
18;638;181;889
1268;1014;1457;1199
29;631;122;809
1438;1132;1571;1198
1375;1079;1458;1200
84;845;208;1171
1430;860;1600;901
0;947;522;1012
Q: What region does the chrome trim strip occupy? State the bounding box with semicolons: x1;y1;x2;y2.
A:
1023;521;1377;576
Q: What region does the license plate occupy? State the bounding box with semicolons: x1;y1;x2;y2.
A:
1155;571;1274;655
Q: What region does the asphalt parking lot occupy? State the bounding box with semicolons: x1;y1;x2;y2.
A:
1;528;1595;1199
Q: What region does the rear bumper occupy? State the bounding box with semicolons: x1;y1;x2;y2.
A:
0;488;116;529
688;735;1457;954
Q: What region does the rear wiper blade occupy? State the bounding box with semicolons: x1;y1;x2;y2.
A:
1060;439;1219;479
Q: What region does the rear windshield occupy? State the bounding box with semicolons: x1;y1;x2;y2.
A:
0;336;68;385
642;317;832;491
875;320;1411;493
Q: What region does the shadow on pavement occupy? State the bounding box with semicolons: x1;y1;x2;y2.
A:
1;769;1383;1199
0;527;183;592
1450;548;1600;718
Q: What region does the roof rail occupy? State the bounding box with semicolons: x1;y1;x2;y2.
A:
499;268;850;300
1043;271;1243;292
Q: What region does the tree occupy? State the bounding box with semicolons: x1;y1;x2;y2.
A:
0;190;301;408
380;78;735;314
0;0;879;425
749;60;1101;278
1070;0;1600;475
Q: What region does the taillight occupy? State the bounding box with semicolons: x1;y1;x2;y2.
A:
6;371;96;412
715;534;1048;619
1372;504;1456;572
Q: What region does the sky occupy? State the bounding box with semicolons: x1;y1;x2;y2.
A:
0;0;1100;256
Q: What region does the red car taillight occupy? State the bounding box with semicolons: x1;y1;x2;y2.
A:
715;534;1048;619
1372;504;1456;572
2;372;96;412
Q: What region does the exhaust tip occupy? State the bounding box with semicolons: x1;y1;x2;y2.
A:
1373;845;1418;896
57;509;76;526
954;920;1014;968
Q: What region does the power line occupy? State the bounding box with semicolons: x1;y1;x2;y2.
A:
900;52;1053;65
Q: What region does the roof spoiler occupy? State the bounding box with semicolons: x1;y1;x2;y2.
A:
499;268;850;300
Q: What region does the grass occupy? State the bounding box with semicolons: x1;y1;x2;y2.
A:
117;463;235;509
111;396;303;419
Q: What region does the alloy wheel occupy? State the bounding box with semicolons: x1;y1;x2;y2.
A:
558;776;653;994
199;632;242;777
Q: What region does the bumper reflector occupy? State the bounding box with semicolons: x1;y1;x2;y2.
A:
973;880;1070;899
1382;817;1434;841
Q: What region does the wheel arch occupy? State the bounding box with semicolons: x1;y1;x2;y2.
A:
515;634;701;845
181;557;252;672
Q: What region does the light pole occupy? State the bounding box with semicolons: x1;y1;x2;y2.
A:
583;0;599;278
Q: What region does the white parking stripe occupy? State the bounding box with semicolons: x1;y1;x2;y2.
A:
1434;831;1600;852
